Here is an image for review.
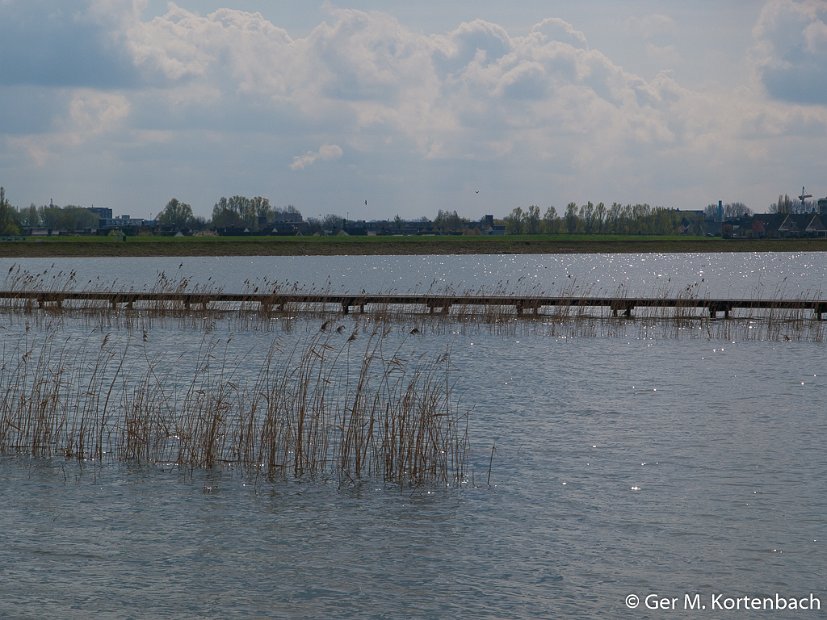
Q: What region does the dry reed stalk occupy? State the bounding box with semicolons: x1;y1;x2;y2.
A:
4;263;824;345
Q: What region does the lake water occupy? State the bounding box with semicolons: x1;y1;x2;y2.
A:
1;253;825;618
4;251;827;297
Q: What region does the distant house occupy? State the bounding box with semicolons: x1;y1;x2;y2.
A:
702;220;722;237
748;213;785;239
778;213;827;238
804;214;827;237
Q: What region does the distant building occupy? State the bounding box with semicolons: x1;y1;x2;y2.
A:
97;214;156;233
87;207;113;220
87;207;113;230
777;213;827;238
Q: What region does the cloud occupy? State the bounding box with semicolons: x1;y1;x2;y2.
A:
530;18;589;49
9;90;130;166
68;4;685;161
2;3;709;208
0;0;139;87
625;13;676;42
290;144;343;170
752;0;827;104
5;1;825;219
434;19;513;75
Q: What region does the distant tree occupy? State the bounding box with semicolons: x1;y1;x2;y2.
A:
524;205;541;234
211;195;273;230
0;187;20;235
706;202;752;220
726;202;751;219
770;192;816;214
18;203;41;228
157;198;195;232
504;207;524;234
191;216;209;231
322;213;345;232
211;197;245;229
594;202;607;233
579;202;596;233
272;204;303;222
37;204;96;231
564;202;579;233
434;209;467;233
770;194;794;214
606;202;624;233
631;203;652;233
541;206;559;234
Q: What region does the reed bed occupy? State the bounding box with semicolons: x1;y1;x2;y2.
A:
0;297;822;343
0;327;469;488
1;265;824;342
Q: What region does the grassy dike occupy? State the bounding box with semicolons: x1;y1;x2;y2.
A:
0;233;825;257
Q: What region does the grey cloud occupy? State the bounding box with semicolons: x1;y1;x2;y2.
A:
0;1;139;88
753;0;827;105
434;19;512;75
0;86;65;133
5;3;690;187
530;18;588;49
305;9;408;102
761;61;827;104
578;52;629;107
496;62;548;100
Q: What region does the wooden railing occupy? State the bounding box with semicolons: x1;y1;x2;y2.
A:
0;290;825;319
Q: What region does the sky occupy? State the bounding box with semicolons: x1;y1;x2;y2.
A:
1;0;826;221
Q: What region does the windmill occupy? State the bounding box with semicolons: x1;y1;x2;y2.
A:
799;186;812;211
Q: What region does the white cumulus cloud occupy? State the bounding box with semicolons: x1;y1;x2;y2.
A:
290;144;344;170
3;1;827;219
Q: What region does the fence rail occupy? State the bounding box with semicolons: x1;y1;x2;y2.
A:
1;289;825;319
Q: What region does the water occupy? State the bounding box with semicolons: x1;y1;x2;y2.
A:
3;251;826;297
1;253;826;618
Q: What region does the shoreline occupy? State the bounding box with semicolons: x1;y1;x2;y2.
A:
0;235;825;257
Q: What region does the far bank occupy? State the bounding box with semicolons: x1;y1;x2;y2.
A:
0;234;826;257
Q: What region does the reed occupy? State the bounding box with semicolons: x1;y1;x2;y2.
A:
1;264;824;342
0;326;470;487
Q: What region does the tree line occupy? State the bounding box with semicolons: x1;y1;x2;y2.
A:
0;185;821;237
769;194;820;215
502;202;705;235
0;192;303;235
150;196;304;232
